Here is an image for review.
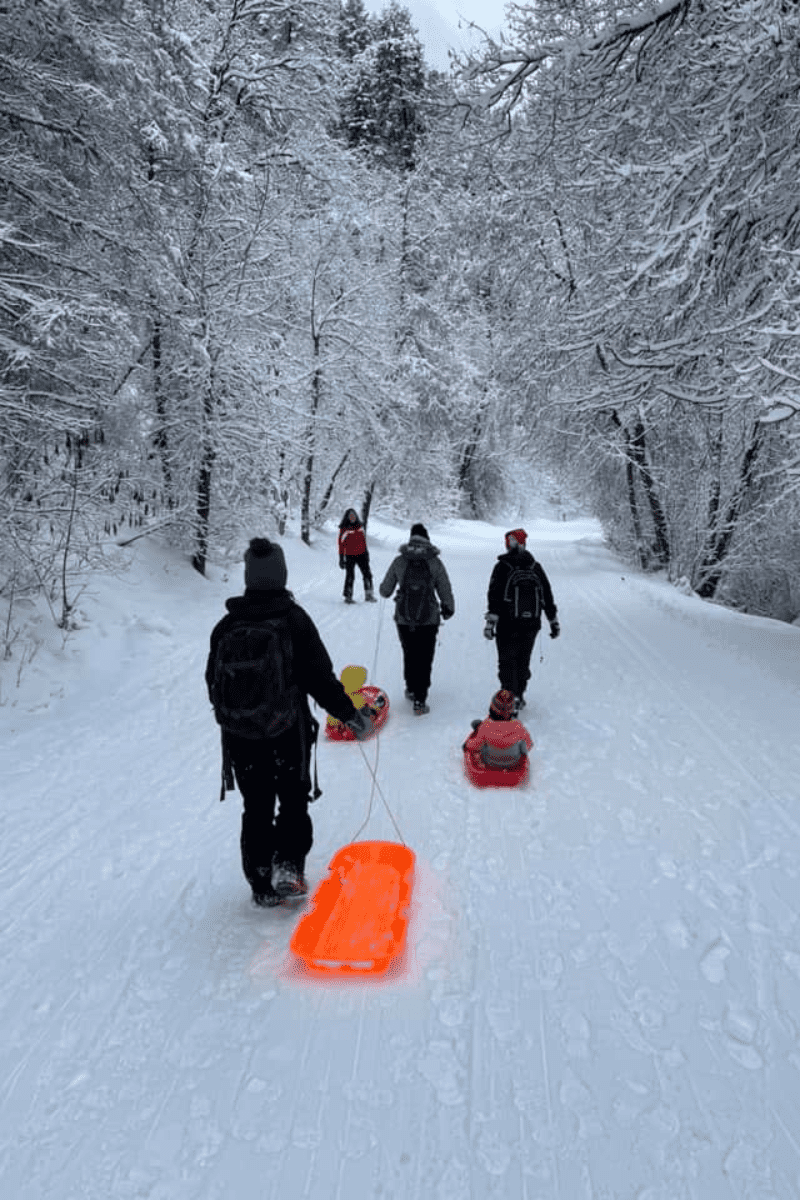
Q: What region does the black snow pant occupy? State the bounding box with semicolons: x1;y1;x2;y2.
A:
495;623;539;699
396;623;439;703
343;552;373;599
226;718;314;893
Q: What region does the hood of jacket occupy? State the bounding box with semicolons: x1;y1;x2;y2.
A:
496;547;535;568
225;589;295;619
400;535;440;561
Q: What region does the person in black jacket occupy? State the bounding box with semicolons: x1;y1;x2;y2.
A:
484;529;560;712
206;539;372;908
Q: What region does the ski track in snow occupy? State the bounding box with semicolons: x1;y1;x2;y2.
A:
2;514;800;1198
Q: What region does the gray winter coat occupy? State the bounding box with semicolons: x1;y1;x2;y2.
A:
379;535;455;626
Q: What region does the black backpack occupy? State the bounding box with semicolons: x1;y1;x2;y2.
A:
503;566;543;622
399;556;437;627
210;618;301;739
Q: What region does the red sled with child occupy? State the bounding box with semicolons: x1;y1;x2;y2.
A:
463;689;533;788
325;665;390;741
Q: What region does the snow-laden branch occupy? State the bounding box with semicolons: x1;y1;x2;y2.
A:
466;0;689;112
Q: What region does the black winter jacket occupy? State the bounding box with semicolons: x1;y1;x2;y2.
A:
205;589;359;726
487;550;557;631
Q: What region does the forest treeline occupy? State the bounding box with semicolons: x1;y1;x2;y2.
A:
2;0;799;635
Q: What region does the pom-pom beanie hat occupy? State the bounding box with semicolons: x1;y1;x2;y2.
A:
244;538;288;591
489;689;516;721
505;528;527;550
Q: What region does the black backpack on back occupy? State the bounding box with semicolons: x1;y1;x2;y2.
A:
503;565;544;623
210;618;301;739
399;556;437;627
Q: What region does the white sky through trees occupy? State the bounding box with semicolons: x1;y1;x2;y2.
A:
363;0;508;69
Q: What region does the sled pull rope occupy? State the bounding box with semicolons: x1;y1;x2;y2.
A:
354;737;407;847
370;595;386;683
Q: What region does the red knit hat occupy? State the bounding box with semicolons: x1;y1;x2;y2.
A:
505;528;527;549
489;689;516;720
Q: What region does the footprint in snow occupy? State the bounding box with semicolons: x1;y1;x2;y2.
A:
700;939;730;984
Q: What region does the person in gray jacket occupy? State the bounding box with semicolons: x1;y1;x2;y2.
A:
379;523;455;714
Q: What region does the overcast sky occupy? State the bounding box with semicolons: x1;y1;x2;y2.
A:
363;0;510;71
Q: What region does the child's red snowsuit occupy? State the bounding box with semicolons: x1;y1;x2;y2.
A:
463;717;533;769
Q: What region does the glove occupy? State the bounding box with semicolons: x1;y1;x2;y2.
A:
441;606;454;621
345;707;374;741
549;618;561;639
483;614;499;640
339;557;346;569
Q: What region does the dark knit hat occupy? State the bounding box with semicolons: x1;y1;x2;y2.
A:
505;528;527;549
410;523;429;540
244;538;287;591
489;689;516;721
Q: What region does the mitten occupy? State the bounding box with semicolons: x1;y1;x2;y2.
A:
483;613;499;640
549;618;561;639
441;606;454;621
345;708;373;741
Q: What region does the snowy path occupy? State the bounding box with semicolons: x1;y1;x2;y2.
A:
2;517;800;1199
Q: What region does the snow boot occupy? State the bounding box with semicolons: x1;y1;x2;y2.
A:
273;862;309;897
252;887;281;908
365;588;377;602
344;595;356;605
404;687;415;701
413;699;430;716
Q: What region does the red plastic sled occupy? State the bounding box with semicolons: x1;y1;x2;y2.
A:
462;718;532;788
326;665;390;741
290;840;415;974
463;748;529;788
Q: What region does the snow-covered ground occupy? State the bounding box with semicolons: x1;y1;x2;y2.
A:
3;509;800;1199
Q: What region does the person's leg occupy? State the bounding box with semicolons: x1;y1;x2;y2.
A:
495;626;518;693
517;627;538;699
343;558;356;600
359;552;375;598
397;623;415;696
271;720;313;882
414;625;438;703
228;735;279;898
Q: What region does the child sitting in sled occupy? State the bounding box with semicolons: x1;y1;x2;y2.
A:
463;688;533;771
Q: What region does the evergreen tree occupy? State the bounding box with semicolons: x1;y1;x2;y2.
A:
338;1;428;171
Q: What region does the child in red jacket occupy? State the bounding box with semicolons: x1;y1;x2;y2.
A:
463;689;533;770
338;509;376;603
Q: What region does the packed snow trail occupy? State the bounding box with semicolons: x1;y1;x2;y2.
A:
2;514;800;1199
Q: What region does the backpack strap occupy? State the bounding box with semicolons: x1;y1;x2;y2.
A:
309;714;322;801
220;729;235;802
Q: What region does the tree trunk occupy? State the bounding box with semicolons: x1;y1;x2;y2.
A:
458;411;484;517
314;450;350;525
610;411;647;567
629;420;670;567
695;423;763;599
151;309;174;508
191;385;215;576
362;479;376;529
276;447;288;536
301;334;322;546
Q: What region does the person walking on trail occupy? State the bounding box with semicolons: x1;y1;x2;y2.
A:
206;538;374;909
338;508;376;604
484;528;560;713
379;522;454;716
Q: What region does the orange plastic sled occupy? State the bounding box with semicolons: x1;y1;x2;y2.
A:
290;840;415;974
326;665;390;741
